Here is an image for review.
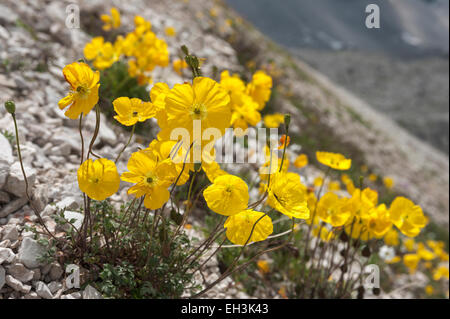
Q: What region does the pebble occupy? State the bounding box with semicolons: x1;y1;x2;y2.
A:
35;281;53;299
5;275;31;293
6;263;34;282
17;237;45;269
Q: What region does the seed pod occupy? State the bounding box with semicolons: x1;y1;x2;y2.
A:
170;209;183;225
339;231;349;242
362;246;371;257
372;287;381;296
353;239;361;248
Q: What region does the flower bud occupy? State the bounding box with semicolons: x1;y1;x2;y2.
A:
181;45;189;56
4;100;16;114
362;245;371;257
284;114;291;131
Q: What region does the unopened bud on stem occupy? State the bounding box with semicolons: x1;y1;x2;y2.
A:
4;100;16;114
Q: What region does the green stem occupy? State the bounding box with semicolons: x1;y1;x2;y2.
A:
11;114;57;241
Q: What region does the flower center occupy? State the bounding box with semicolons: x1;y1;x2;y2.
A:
191;103;207;120
89;177;100;184
144;173;157;187
76;85;90;98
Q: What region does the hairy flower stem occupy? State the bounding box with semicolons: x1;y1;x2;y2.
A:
87;105;101;160
10;114;58;241
115;124;135;163
79;106;101;255
303;167;331;259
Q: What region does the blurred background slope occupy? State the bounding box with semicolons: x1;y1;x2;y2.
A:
226;0;449;154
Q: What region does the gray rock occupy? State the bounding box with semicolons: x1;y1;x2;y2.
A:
1;225;19;241
49;262;63;281
0;265;5;290
6;263;34;282
0;197;28;218
0;239;11;248
82;285;103;299
5;275;31;293
17;237;45;269
32;268;41;281
35;281;53;299
0;4;19;24
0;133;13;189
0;190;10;204
0;247;15;264
63;211;84;231
4;162;36;198
61;292;82;299
23;291;41;299
48;281;62;294
56;197;79;211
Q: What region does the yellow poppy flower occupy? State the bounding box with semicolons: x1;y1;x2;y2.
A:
92;41;122;70
312;226;335;242
417;243;436;261
389;197;427;237
316;192;352;227
58;62;100;119
403;238;416;252
101;7;121;31
433;266;449;281
77;158;120;201
263;113;284;128
113;97;156;126
145;139;191;186
246;70;272;110
383;176;394;189
266;172;310;219
159;77;231;151
121;149;177;210
328;181;341;191
219;71;262;133
83;37;105;61
224;209;273;245
344;216;372;241
220;70;246;93
173;59;188;76
229;93;261;133
369;173;377;182
314;177;323;187
316;151;352;170
202;160;228;183
403;254;420;274
365;204;392;238
425;285;434;296
203;174;249;216
294;154;308;168
257;260;270;274
384;228;399;246
165;26;176;37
